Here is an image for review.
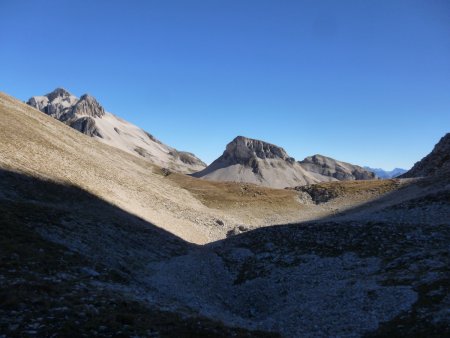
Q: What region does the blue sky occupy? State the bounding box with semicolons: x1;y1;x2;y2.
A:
1;0;449;169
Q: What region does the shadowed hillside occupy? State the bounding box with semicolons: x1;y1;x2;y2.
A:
0;168;277;337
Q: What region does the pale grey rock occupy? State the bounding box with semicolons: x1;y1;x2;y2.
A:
193;136;329;188
169;150;206;168
299;154;376;181
71;94;105;118
194;136;373;188
224;136;292;165
26;88;206;173
26;96;49;112
401;133;450;178
69;116;103;138
28;89;105;137
27;87;78;121
46;87;71;102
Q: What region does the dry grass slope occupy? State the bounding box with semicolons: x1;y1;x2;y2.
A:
0;92;242;243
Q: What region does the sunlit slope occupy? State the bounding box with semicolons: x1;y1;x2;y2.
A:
0;92;223;243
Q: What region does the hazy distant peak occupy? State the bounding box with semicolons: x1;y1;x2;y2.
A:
364;167;407;179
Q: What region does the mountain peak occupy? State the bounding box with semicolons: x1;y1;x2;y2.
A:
72;94;105;117
25;88;205;174
79;93;95;100
299;154;376;180
224;136;293;164
46;87;72;101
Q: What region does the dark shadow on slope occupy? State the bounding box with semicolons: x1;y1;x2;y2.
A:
207;175;450;337
2;168;449;337
209;174;450;262
0;168;278;337
0;168;192;266
286;176;448;224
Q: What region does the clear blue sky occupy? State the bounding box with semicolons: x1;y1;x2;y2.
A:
1;0;449;169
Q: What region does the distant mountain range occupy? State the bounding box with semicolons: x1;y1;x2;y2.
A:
364;167;407;179
27;88;206;173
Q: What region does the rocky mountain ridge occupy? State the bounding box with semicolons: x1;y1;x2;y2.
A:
299;154;376;181
194;136;376;188
27;88;206;173
401;133;450;178
224;136;295;165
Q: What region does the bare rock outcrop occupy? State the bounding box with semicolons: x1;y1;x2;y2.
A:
69;116;103;138
71;94;105;118
401;133;450;178
299;154;376;181
224;136;294;165
27;88;206;173
27;88;103;128
193;136;333;188
27;88;78;121
193;136;375;188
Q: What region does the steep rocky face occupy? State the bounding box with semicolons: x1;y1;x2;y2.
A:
223;136;295;165
194;137;378;188
27;88;79;121
46;87;71;102
27;89;105;121
69;116;103;137
170;150;207;167
193;136;334;188
299;155;376;181
26;88;206;174
401;133;450;178
72;94;105;118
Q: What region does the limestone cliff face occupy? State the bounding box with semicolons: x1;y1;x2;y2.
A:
71;94;105;118
401;133;450;178
222;136;295;166
299;154;376;181
194;136;376;188
27;88;79;121
26;88;205;174
27;88;104;127
193;136;333;188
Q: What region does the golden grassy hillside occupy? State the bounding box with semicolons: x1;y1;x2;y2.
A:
0;92;304;242
0;92;218;243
